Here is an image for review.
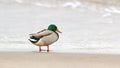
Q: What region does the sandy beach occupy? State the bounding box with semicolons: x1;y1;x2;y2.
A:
0;52;120;68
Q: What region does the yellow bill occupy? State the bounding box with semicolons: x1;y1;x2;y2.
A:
56;29;62;33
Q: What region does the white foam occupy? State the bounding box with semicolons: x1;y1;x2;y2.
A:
61;1;82;8
34;3;55;8
104;7;120;13
102;13;112;17
16;0;23;3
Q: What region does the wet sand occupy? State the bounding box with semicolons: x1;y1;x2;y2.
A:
0;52;120;68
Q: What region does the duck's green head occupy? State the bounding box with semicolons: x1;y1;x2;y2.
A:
48;24;62;33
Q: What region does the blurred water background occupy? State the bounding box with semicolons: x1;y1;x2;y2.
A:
0;0;120;54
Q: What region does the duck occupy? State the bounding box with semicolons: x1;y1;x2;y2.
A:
29;24;61;52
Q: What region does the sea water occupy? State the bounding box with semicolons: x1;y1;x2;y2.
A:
0;0;120;54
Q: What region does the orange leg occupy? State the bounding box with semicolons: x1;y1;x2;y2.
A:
39;46;41;52
47;46;49;52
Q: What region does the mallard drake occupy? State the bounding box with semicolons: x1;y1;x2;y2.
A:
29;24;61;52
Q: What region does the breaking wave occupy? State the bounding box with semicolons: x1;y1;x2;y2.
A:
0;0;120;14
